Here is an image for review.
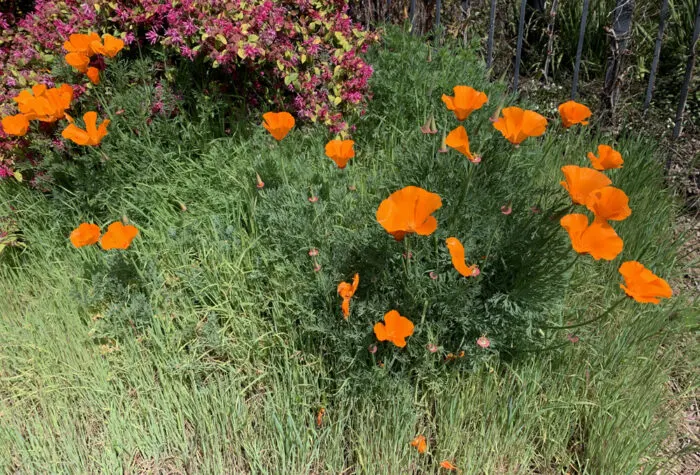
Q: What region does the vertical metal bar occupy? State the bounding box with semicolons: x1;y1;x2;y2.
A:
409;0;417;34
486;0;497;69
672;0;700;140
644;0;670;112
435;0;442;31
513;0;528;91
571;0;590;99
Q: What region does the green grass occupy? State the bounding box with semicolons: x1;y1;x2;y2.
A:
0;29;696;473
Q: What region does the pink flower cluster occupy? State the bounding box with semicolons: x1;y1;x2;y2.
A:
0;0;378;180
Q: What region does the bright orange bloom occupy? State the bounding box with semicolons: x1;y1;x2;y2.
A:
62;111;110;146
445;126;479;163
376;186;442;241
262;111;295;141
69;223;101;248
14;84;73;122
585;186;631;222
558;100;592;128
560;165;612;205
99;222;138;250
445;237;479;277
90;34;125;58
588;144;623;170
492;106;547;144
374;310;414;348
86;67;100;85
337;273;360;319
441;85;488;121
439;460;458;471
63;32;101;56
619;261;672;304
410;435;427;454
1;114;30;136
325;139;355;169
560;213;623;261
65;52;90;72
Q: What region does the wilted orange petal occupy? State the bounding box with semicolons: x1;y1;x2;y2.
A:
440;460;458;471
410;435;427;454
445;237;478;277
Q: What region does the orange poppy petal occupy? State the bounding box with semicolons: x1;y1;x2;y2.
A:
1;114;30;136
560;165;612;205
445;237;477;277
560;213;589;254
410;435;427;454
619;261;672;304
445;126;474;160
263;111;295;141
580;220;623;261
69;223;101;248
65;52;90;72
585;186;631;221
558;100;592;128
62;123;92;145
588;144;623;170
86;67;100;85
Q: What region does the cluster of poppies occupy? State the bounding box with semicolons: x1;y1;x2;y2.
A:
0;32;123;146
262;87;673;356
70;221;138;251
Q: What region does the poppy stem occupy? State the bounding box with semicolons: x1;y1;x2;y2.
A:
542;295;628;330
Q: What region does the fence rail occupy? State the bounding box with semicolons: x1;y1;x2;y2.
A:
378;0;699;140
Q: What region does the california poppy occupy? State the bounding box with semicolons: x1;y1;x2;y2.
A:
585;186;631;222
588;144;623;170
410;435;427;454
62;111;110;146
262;111;295;141
63;32;101;56
560;165;612;205
99;221;138;250
441;85;488;121
325;139;355;169
69;223;101;248
445;126;479;163
560;213;623;261
376;186;442;241
90;34;125;58
492;106;547;145
86;67;100;85
65;52;90;73
445;237;479;277
439;460;458;471
1;114;30;136
374;310;414;348
14;84;73;122
619;261;672;304
558;100;592;128
337;273;359;319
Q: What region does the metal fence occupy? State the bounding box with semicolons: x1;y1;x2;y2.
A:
371;0;700;140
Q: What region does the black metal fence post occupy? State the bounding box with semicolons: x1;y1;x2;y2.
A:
672;0;700;140
643;0;670;113
571;0;590;99
486;0;497;69
435;0;442;32
513;0;528;91
409;0;417;33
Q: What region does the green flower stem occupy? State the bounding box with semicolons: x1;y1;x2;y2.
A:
543;295;628;331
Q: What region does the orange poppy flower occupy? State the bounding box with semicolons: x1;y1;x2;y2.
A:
439;460;458;471
1;114;30;136
376;186;442;241
337;273;360;319
62;111;110;146
585;186;631;222
69;223;101;248
63;32;101;56
588;144;623;170
445;237;479;277
445;126;479;163
441;85;488;121
86;67;100;85
99;221;138;250
410;435;427;454
492;106;547;144
262;111;295;141
65;52;90;73
90;34;125;58
619;261;672;304
14;84;73;122
560;165;612;205
560;213;623;261
373;310;414;348
558;100;592;128
325;139;355;169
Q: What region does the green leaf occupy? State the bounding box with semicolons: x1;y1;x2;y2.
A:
215;34;227;45
13;171;22;182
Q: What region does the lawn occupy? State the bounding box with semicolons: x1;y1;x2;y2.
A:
0;29;696;473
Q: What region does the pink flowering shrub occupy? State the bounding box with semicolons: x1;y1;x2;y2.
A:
0;0;378;180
